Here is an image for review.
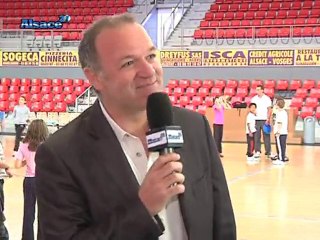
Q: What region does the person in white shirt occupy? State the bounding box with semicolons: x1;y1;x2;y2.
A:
246;103;257;162
272;98;288;165
251;85;272;158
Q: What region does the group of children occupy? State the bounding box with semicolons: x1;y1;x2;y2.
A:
0;118;49;240
246;97;288;165
212;95;289;166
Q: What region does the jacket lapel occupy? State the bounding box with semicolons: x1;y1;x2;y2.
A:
85;101;140;199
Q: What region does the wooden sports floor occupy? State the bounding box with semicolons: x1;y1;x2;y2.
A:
1;136;320;240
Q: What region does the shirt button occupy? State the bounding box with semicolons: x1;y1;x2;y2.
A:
136;152;142;157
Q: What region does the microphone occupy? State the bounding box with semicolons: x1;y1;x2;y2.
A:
146;92;184;155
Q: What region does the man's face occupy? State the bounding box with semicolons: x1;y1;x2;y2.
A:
256;87;264;97
87;23;163;114
19;97;26;105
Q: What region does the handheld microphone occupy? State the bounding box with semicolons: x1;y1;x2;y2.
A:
146;92;184;155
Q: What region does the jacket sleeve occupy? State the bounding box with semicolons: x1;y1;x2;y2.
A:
202;115;237;240
35;143;163;240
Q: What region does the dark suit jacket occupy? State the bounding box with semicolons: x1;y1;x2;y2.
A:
35;101;236;240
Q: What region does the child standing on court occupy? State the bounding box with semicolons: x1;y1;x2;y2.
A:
246;103;257;163
272;98;288;165
14;119;49;240
213;95;231;158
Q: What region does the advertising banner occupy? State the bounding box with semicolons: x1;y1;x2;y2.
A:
1;51;39;66
248;50;294;66
39;50;80;67
295;49;320;66
202;50;248;67
160;51;203;67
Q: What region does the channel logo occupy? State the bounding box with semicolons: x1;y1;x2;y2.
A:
20;15;71;29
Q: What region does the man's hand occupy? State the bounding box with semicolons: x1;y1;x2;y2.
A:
138;153;185;216
5;168;13;178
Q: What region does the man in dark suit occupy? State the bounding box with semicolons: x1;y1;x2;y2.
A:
35;13;236;240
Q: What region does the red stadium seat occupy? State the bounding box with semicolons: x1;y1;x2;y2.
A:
202;80;214;89
264;79;276;89
244;96;252;106
163;87;171;95
197;105;207;115
31;78;41;86
42;78;52;86
0;93;8;101
300;106;314;119
8;93;20;102
41;86;52;94
226;79;238;89
0;86;8;93
231;96;243;104
204;96;215;107
8;101;17;112
63;78;73;87
30;102;43;112
198;87;210;98
30;86;41;94
210;87;222;97
289;79;302;90
316;106;320;119
11;78;21;86
42;94;54;102
0;101;9;111
20;86;30;94
264;88;275;98
74;86;85;96
276;79;289;90
190;79;202;90
42;102;54;112
238;79;250;88
73;79;84;87
21;78;31;86
295;88;308;98
290;97;304;109
214;79;226;89
251;79;264;88
249;88;258;97
8;86;19;93
302;79;315;90
179;96;190;106
52;86;63;94
236;88;248;98
224;87;236;97
65;94;77;104
309;89;320;98
185;87;197;98
52;78;63;86
169;95;178;104
305;97;319;108
53;94;65;103
179;79;190;89
167;79;179;88
185;105;196;111
30;94;42;102
63;86;74;95
192;96;203;107
173;87;184;97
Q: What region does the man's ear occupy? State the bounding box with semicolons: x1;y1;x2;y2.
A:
83;67;103;91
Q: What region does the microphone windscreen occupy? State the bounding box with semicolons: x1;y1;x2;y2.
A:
147;92;173;129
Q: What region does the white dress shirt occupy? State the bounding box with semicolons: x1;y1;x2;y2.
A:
99;101;188;240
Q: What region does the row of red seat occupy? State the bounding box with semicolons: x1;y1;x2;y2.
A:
204;9;320;21
215;0;311;3
290;97;319;108
200;18;319;28
0;85;86;96
167;79;319;91
209;2;319;12
0;0;133;9
1;78;90;87
194;26;320;39
0;100;67;112
0;7;129;18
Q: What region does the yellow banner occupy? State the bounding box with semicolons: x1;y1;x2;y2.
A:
39;50;80;67
1;51;39;66
0;51;2;66
160;50;202;67
295;49;320;66
202;50;248;66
